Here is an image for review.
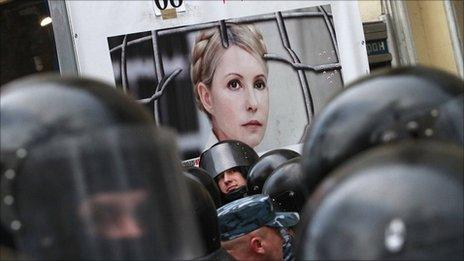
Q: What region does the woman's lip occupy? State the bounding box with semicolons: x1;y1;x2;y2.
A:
242;120;262;126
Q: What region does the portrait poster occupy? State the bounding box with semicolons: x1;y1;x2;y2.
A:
63;1;368;165
106;4;345;164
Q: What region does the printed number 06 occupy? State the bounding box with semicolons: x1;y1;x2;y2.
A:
155;0;183;10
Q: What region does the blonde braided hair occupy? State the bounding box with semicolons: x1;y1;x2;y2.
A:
190;24;268;117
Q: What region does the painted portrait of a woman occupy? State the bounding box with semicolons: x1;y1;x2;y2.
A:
190;24;269;150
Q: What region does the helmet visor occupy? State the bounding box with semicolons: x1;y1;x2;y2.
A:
10;125;204;260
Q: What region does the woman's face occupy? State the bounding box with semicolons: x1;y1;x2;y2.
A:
199;45;269;148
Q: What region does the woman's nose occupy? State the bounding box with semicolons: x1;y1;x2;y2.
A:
246;87;259;112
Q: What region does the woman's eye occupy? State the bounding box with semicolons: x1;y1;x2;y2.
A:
254;80;266;90
227;80;241;90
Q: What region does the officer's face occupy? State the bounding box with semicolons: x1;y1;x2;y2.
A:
264;227;284;261
200;45;269;148
79;190;147;239
217;168;247;194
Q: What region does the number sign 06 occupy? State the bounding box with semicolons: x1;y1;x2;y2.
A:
155;0;183;10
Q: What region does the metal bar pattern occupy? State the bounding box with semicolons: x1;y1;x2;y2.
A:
120;35;128;93
109;11;333;52
264;53;341;72
219;20;229;48
275;11;314;130
319;6;340;62
110;8;341;131
151;30;165;125
138;69;183;104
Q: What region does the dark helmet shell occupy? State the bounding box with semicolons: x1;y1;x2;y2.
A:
247;149;300;194
297;140;463;260
301;66;463;197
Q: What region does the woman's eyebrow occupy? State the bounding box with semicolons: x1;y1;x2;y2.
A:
225;73;243;78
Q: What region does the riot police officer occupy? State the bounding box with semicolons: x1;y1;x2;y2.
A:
199;140;258;205
1;74;205;260
183;174;234;260
296;140;463;260
218;195;300;261
184;166;222;208
262;157;307;214
301;66;463;197
247;149;300;195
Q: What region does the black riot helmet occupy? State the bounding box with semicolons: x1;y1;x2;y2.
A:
301;66;464;196
0;74;205;260
262;157;307;214
296;140;464;260
199;140;258;205
247;149;300;194
199;140;258;181
184;167;222;208
182;174;234;260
